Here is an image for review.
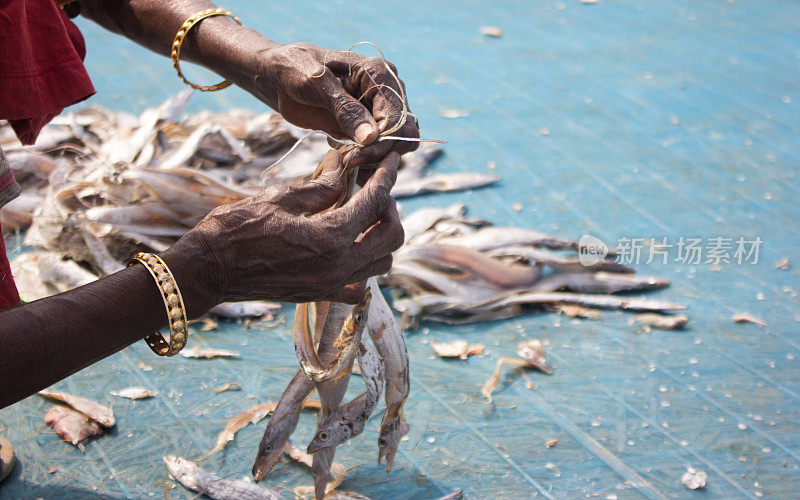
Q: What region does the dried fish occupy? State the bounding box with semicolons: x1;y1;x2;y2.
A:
38;390;115;428
44;405;103;452
733;313;766;326
110;387;157;400
307;335;385;453
209;301;281;319
366;279;410;471
555;304;602;319
681;469;707;490
200;402;278;460
531;272;669;294
430;340;485;359
630;313;689;330
437;490;464;500
252;371;316;481
391;172;499;198
213;382;242;393
180;347;240;359
164;455;278;500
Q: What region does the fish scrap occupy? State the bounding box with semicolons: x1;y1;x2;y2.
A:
44;405;103;452
38;389;115;428
430;340;485;359
180;347;241;359
482;339;552;403
110;386;157;400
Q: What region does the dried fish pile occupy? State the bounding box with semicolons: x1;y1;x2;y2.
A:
388;203;688;328
0;91;493;271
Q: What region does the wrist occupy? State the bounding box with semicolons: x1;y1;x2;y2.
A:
159;238;220;319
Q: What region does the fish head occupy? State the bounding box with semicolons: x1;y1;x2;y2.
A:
344;289;372;333
251;416;294;481
377;417;410;471
307;418;353;454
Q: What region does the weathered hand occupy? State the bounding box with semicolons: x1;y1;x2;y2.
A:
248;43;419;161
162;150;403;315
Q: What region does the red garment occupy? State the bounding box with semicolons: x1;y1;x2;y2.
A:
0;220;21;310
0;0;95;145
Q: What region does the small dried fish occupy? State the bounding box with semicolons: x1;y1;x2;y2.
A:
391;173;499;198
681;469;707;490
733;313;767;326
199;402;278;460
630;313;688;330
307;335;385;454
555;304;602;319
437;490;464;500
164;455;278;500
531;272;669;294
110;387;157;400
44;405;103;452
430;340;485;359
209;301;281;319
180;347;240;359
38;390;115;427
213;382;242;393
252;370;317;481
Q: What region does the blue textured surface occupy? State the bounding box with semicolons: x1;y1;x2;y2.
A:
2;0;799;498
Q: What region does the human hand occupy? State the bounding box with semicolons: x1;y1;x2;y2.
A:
161;150;403;316
247;43;419;163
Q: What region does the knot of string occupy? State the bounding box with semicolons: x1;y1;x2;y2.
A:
260;41;444;188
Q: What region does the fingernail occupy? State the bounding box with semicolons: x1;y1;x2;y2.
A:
354;123;376;144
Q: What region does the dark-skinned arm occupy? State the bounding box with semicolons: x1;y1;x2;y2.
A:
0;152;403;409
80;0;420;165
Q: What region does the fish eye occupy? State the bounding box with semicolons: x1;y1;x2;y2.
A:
319;431;329;442
379;437;387;447
354;313;364;322
264;445;272;453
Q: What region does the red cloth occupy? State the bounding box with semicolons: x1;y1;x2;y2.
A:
0;0;95;145
0;220;21;310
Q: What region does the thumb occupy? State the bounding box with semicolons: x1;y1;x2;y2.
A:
290;150;347;214
323;86;379;145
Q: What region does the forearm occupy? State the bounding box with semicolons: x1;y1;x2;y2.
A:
0;248;213;409
79;0;280;101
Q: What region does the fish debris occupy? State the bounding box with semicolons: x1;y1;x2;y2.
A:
38;390;115;428
430;340;485;359
681;469;707;490
110;387;157;400
44;405;103;452
733;313;766;326
213;382;242;393
482;339;552;403
479;26;503;37
630;313;689;330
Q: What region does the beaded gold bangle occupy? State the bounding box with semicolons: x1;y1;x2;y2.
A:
171;8;243;91
127;252;189;356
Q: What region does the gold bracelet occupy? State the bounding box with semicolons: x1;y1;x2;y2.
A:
127;252;189;356
171;8;242;91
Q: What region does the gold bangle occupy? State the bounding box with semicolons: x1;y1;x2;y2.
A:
127;252;189;356
171;8;243;92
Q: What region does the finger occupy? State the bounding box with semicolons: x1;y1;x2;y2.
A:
347;58;406;134
351;201;404;261
345;255;394;284
327;152;399;237
345;120;420;168
328;281;368;304
319;75;379;145
285;150;346;213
